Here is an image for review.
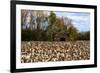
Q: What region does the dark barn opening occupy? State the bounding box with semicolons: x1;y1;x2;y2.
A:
60;38;65;41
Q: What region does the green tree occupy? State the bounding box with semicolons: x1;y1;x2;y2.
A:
46;11;57;41
47;12;67;41
48;11;56;26
77;31;90;40
67;26;78;41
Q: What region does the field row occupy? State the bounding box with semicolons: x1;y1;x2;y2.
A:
21;41;90;63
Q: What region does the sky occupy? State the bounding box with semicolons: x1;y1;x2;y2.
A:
54;11;90;32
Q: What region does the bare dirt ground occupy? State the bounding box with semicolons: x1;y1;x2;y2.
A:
21;41;90;63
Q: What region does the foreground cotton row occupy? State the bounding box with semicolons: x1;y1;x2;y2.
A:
21;41;90;63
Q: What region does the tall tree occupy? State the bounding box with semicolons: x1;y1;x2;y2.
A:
46;11;57;41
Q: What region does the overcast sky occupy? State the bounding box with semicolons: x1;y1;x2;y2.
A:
54;11;90;32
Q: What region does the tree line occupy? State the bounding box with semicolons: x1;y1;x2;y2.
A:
21;10;90;41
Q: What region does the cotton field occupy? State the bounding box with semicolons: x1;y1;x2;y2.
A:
21;41;90;63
